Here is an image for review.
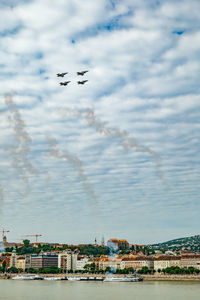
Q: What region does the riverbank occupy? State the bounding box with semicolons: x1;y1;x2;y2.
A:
142;274;200;281
1;273;200;281
0;273;107;280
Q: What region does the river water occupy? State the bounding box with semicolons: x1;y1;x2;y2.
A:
0;280;200;300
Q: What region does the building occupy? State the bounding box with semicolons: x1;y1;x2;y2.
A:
31;242;61;248
9;248;17;268
16;257;26;271
130;244;145;251
25;255;31;271
153;256;181;270
95;256;123;271
58;251;78;271
107;239;129;250
30;255;58;270
66;252;78;271
180;255;200;269
2;236;22;249
121;256;154;270
76;256;91;270
58;253;67;271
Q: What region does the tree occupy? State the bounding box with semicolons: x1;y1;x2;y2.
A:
78;245;109;256
38;268;47;274
137;266;152;274
18;268;23;273
5;247;13;252
28;268;37;274
23;239;30;248
62;244;69;250
83;263;96;272
49;266;61;274
2;261;7;273
105;266;112;273
160;266;200;275
7;267;19;273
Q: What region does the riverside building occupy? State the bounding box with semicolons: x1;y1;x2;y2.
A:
121;256;154;270
180;254;200;269
9;248;17;268
76;256;91;271
58;251;78;271
153;256;181;270
30;254;58;270
95;256;123;270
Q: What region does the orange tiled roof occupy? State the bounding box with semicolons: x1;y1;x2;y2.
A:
181;254;200;259
122;256;148;261
154;256;181;261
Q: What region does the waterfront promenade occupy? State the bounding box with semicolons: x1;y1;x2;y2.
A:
142;274;200;281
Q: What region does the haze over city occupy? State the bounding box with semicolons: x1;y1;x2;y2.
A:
0;0;200;245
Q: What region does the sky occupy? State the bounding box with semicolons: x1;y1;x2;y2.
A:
0;0;200;245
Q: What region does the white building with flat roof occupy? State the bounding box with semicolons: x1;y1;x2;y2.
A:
76;257;91;270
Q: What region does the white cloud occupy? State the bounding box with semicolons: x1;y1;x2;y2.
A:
0;0;200;244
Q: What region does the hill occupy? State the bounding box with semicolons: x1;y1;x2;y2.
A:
150;235;200;252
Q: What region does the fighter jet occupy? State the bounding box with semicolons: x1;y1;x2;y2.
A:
77;80;88;85
57;72;68;77
60;81;71;86
77;70;89;76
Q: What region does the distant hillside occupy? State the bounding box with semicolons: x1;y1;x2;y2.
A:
150;235;200;252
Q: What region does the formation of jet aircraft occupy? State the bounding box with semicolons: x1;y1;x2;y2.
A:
77;70;89;76
57;70;89;86
57;72;68;77
59;81;71;86
77;80;88;85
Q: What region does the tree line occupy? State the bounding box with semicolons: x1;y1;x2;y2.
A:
5;240;110;257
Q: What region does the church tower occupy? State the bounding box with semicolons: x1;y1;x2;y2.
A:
3;235;7;244
101;236;105;247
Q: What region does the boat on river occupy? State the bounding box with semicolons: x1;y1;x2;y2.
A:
12;275;43;280
104;275;143;282
67;277;81;281
43;277;67;280
80;277;104;281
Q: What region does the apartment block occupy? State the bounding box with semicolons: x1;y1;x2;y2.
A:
30;255;58;270
58;251;78;271
121;256;154;270
153;256;181;270
180;255;200;269
16;257;26;271
76;256;91;271
95;257;123;270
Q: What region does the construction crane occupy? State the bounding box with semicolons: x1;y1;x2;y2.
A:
23;234;42;243
1;229;10;238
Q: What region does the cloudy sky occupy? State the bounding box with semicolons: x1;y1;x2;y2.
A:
0;0;200;245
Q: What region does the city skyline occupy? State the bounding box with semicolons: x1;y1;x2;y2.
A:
0;0;200;244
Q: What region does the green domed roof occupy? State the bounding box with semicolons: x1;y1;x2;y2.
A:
12;247;17;253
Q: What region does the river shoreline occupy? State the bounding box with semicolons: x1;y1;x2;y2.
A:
1;273;200;281
142;274;200;281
